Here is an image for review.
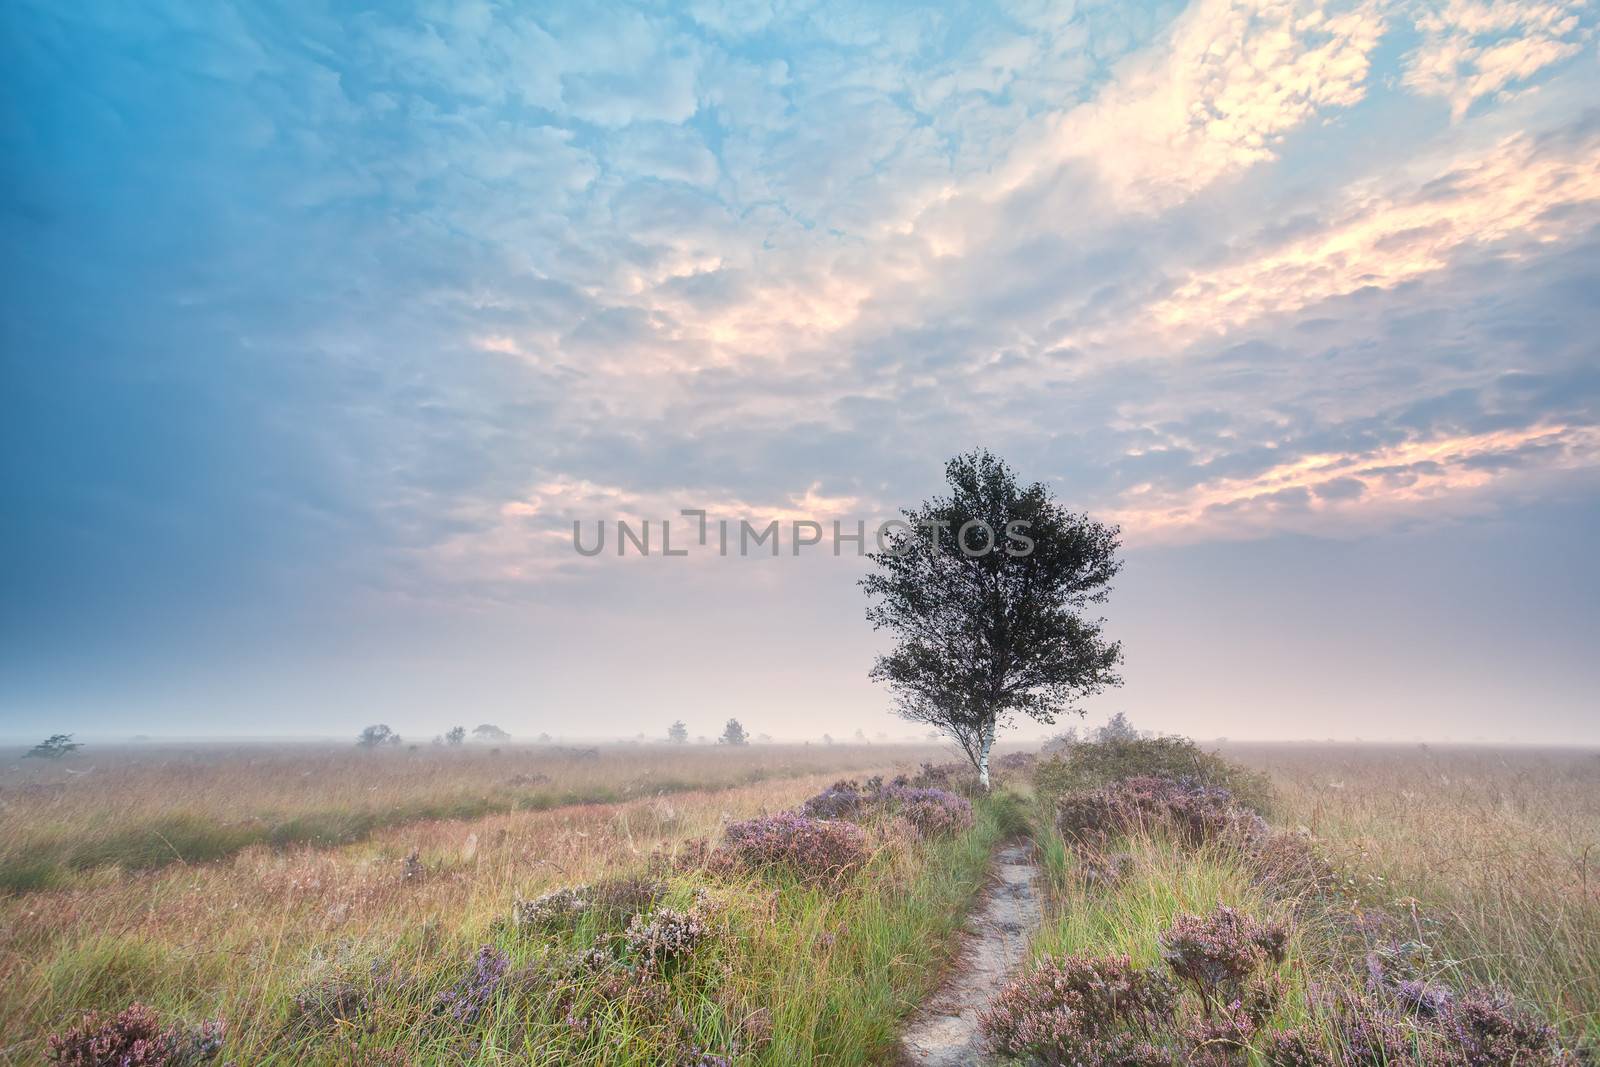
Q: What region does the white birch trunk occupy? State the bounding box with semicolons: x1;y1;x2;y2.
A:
977;718;995;790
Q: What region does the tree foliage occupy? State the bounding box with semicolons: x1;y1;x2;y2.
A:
473;723;511;742
25;734;81;759
862;449;1123;786
667;720;688;744
357;724;401;747
445;726;466;745
718;718;749;745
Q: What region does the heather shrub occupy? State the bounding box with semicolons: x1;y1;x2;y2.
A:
1260;1026;1334;1067
798;780;974;838
875;786;974;837
709;812;870;885
1056;777;1265;849
512;884;589;932
979;954;1177;1066
801;780;865;819
1442;987;1569;1066
624;906;710;972
434;944;509;1024
1158;904;1288;1013
1183;1001;1257;1066
1034;734;1272;813
47;1003;225;1067
1314;986;1446;1066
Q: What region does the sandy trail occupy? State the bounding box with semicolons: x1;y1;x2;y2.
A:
898;840;1042;1066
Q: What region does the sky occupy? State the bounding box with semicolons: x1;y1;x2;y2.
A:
2;0;1598;745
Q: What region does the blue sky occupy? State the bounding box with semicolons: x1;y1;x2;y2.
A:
3;0;1598;743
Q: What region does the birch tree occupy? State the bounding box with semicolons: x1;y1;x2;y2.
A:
861;450;1123;788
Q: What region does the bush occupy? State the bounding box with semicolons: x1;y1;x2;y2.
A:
801;781;865;820
1442;987;1568;1066
1260;1026;1334;1067
1183;1001;1257;1066
624;906;710;972
1158;904;1287;1013
48;1003;224;1066
876;785;974;837
979;954;1176;1066
708;812;870;885
1056;777;1265;849
435;945;509;1024
512;885;590;932
1035;734;1271;813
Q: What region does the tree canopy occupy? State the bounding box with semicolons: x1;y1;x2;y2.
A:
862;449;1123;786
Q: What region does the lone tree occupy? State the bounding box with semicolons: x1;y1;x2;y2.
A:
445;726;467;745
25;734;81;759
667;720;689;744
473;723;512;743
862;449;1123;789
357;724;401;747
718;718;749;745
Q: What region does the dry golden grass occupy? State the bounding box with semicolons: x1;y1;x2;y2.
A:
0;743;983;1063
1225;742;1600;1037
0;741;941;892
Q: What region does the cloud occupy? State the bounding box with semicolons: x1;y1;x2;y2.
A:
1147;121;1600;334
997;0;1387;211
1404;0;1591;120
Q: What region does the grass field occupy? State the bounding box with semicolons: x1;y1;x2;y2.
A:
2;738;1595;1063
1225;742;1600;1039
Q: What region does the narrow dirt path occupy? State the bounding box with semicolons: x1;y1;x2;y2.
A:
898;840;1042;1065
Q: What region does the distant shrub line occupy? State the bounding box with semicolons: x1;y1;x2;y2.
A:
0;769;792;896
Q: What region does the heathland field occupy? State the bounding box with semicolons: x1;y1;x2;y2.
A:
1;739;1595;1064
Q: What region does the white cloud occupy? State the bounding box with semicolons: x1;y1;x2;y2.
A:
1404;0;1590;120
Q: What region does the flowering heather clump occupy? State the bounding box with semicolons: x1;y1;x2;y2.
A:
1392;978;1456;1019
802;780;865;819
979;954;1177;1066
1442;987;1569;1066
48;1003;225;1067
710;811;870;885
1260;1026;1334;1067
1057;777;1264;849
513;884;590;932
435;945;510;1023
876;785;974;837
1183;1001;1257;1066
625;906;709;971
1314;986;1444;1066
1159;905;1288;1013
997;751;1038;772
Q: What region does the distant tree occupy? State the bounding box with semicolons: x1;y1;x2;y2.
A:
473;724;512;743
536;732;552;744
445;726;467;746
756;733;773;743
862;450;1123;789
718;719;749;746
1092;712;1139;743
854;729;868;742
24;734;81;759
667;720;689;744
358;724;401;747
822;733;834;745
